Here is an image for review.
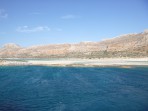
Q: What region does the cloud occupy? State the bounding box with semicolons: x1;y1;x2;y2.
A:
30;12;40;15
16;26;50;33
55;28;62;32
0;9;8;19
61;14;80;19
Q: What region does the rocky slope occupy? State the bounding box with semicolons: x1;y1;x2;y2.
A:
0;31;148;58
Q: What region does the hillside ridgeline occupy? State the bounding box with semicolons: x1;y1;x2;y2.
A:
0;31;148;58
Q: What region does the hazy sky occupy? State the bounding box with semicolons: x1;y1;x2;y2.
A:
0;0;148;47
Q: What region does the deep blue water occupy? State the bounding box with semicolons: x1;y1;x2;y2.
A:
0;66;148;111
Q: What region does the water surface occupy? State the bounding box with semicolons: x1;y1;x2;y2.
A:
0;66;148;111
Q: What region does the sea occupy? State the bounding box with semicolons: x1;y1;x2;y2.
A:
0;66;148;111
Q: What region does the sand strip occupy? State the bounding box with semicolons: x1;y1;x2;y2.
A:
0;58;148;67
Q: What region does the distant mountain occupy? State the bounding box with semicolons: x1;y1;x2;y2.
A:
0;30;148;58
3;43;21;49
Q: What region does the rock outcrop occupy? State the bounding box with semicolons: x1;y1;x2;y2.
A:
0;31;148;58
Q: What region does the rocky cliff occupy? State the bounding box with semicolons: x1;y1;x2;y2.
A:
0;31;148;58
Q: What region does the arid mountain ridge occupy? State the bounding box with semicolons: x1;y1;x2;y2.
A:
0;30;148;58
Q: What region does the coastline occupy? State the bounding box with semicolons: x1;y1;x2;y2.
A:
0;58;148;67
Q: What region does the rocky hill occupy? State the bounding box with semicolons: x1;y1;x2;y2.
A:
0;31;148;58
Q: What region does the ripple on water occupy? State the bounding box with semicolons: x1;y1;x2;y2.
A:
0;66;148;111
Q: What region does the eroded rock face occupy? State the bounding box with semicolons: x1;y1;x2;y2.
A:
0;31;148;58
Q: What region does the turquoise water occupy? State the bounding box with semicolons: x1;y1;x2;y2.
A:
0;66;148;111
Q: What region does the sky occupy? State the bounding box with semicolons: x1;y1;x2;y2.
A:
0;0;148;47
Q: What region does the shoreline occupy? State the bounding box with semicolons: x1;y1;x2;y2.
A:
0;58;148;67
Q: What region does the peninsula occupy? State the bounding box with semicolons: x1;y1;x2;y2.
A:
0;30;148;66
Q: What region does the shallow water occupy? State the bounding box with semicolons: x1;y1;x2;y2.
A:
0;66;148;111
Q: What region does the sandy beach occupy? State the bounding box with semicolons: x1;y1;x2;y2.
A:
0;58;148;67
